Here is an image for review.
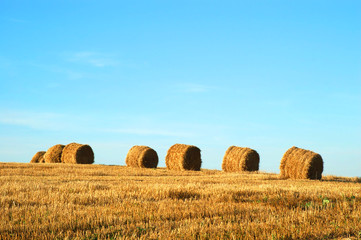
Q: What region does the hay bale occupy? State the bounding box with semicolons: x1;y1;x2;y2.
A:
280;146;323;180
30;151;46;163
61;143;94;164
125;145;158;168
165;144;201;171
222;146;260;172
44;144;65;163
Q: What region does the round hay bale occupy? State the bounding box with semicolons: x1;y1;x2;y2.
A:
165;144;201;171
222;146;259;172
44;144;65;163
280;146;323;180
61;143;94;164
125;145;158;168
30;151;46;163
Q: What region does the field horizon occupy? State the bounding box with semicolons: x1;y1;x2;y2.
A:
0;162;360;239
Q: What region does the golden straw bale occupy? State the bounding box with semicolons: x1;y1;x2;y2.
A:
61;143;94;164
30;151;46;163
222;146;259;172
280;146;323;180
44;144;65;163
125;145;158;168
165;144;201;171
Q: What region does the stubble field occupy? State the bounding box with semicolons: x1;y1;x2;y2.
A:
0;162;360;239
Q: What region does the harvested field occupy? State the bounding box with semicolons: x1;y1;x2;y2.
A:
0;162;360;239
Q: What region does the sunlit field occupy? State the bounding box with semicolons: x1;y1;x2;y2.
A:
0;163;360;239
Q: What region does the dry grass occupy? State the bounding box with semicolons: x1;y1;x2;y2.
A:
0;163;360;239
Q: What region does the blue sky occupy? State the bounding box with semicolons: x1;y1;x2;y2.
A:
0;0;360;177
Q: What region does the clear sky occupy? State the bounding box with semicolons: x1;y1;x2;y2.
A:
0;0;360;177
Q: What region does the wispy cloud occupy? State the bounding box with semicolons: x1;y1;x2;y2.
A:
102;128;193;137
264;99;292;108
0;56;13;69
332;92;361;102
0;110;68;131
67;51;119;67
0;110;194;137
29;62;88;80
178;83;214;93
7;18;27;23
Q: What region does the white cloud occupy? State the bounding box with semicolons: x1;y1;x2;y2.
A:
67;51;119;67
